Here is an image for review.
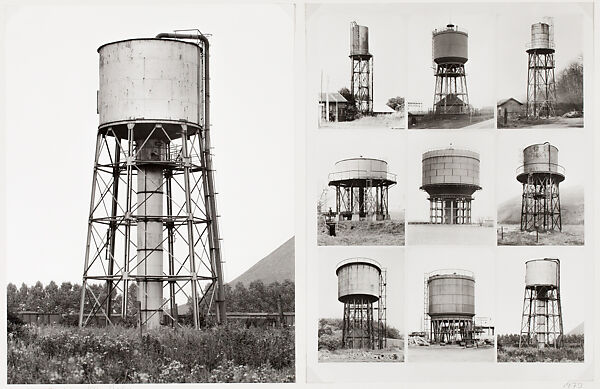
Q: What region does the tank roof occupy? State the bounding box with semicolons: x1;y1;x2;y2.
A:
336;157;387;164
525;258;560;265
336;257;381;274
422;148;479;161
427;268;474;280
97;37;200;52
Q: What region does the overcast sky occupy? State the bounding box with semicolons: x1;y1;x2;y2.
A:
306;3;407;108
495;246;585;335
406;131;496;222
496;10;586;102
310;130;405;215
496;130;586;204
318;246;404;332
405;247;495;333
4;4;294;285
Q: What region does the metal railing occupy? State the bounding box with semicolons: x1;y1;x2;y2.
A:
427;268;474;279
328;169;397;183
516;162;565;176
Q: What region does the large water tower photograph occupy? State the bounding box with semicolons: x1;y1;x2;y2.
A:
495;132;585;246
313;132;405;246
405;132;496;245
495;5;590;129
4;4;295;384
307;3;407;129
405;247;495;362
317;248;405;363
405;4;496;129
495;247;585;362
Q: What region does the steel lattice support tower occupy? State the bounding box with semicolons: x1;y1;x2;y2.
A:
520;174;562;232
433;63;470;115
519;259;563;349
526;50;557;118
350;55;373;115
334;183;391;220
430;318;474;343
79;33;226;330
342;297;376;349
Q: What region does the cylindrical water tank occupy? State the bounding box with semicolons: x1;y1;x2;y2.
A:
336;258;381;303
333;158;389;181
432;25;468;64
98;39;203;128
530;22;551;50
421;149;480;187
428;271;475;317
521;143;561;175
525;259;559;287
350;23;369;56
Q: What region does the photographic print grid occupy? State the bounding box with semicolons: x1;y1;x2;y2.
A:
1;0;597;388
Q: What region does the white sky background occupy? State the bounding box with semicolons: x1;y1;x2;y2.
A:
318;247;404;332
4;4;294;285
496;9;585;102
406;132;496;222
496;130;586;204
495;247;585;335
312;130;405;216
405;4;496;111
306;4;407;108
405;247;495;333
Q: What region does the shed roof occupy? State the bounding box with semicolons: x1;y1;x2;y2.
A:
497;97;523;107
319;92;348;103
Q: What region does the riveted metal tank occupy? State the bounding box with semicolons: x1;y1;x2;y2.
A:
530;22;551;50
333;158;389;181
516;143;565;183
432;24;468;64
97;38;203;129
350;23;370;56
421;148;480;189
428;270;475;317
336;258;381;303
525;258;559;287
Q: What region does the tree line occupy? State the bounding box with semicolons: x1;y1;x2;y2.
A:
6;279;294;316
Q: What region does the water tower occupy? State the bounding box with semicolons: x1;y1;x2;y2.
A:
519;259;563;349
336;258;386;349
526;21;557;118
328;157;396;221
79;31;226;330
517;142;564;232
420;148;481;224
426;269;475;343
350;21;373;115
432;24;470;115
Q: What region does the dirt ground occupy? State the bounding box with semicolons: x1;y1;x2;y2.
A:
497;224;584;246
319;343;404;363
498;116;583;129
407;344;495;362
320;114;405;130
318;219;405;246
406;224;496;246
411;113;494;129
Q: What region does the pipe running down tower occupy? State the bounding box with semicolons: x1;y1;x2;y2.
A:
519;258;563;349
432;24;470;115
328;157;396;221
337;258;386;349
526;21;557;118
420;148;481;224
517;143;564;232
426;269;475;343
79;31;226;330
350;22;373;116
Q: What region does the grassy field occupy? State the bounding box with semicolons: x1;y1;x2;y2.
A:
410;113;494;129
7;323;294;384
498;116;583;129
318;319;403;363
497;334;584;362
497;224;584;246
317;219;405;246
